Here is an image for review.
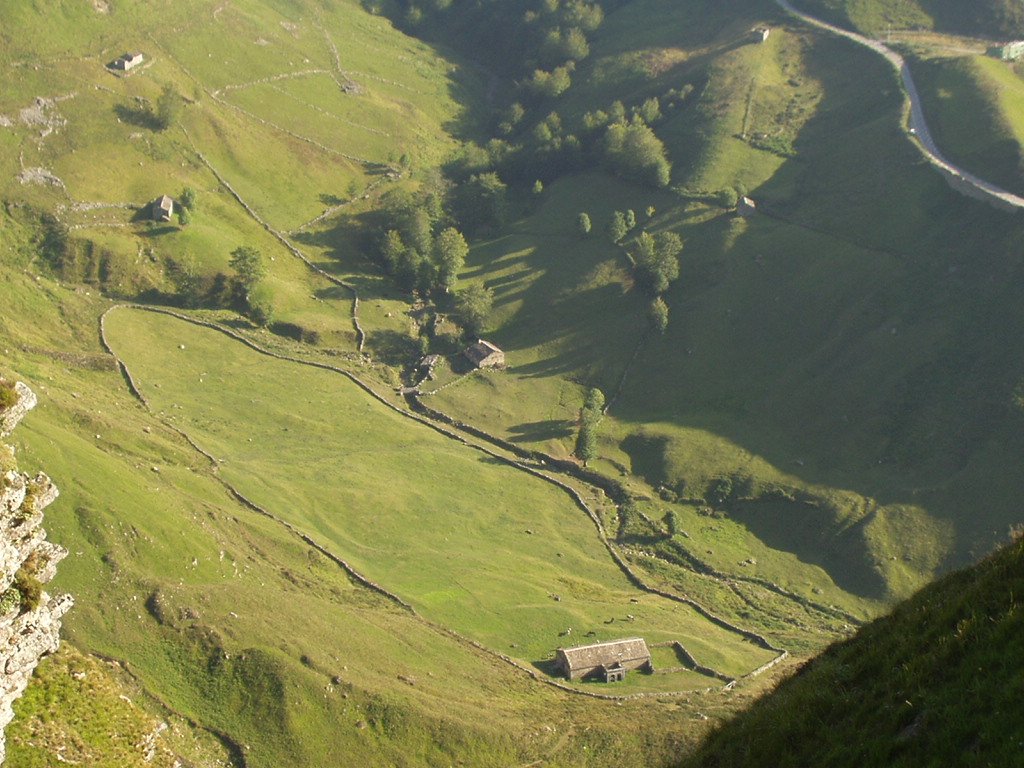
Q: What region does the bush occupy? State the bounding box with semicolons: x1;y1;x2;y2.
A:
0;380;17;411
716;187;739;209
0;589;19;615
14;568;42;613
247;288;274;327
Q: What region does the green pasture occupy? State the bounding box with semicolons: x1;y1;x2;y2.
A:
0;257;721;766
104;307;779;686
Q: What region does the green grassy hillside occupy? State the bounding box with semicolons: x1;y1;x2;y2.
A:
2;251;742;766
0;1;817;759
681;535;1024;767
4;0;1024;763
797;0;1024;38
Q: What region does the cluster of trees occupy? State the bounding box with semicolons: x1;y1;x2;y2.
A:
168;244;273;325
368;179;501;338
452;96;674;191
374;184;474;296
395;0;604;83
574;387;605;465
606;208;638;242
603;116;671;188
631;231;682;333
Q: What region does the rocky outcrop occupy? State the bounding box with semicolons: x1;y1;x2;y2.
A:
0;381;71;764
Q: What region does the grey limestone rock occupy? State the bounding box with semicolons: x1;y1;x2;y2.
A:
0;381;71;764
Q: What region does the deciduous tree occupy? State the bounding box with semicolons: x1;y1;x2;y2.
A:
229;245;266;292
577;212;592;236
433;227;469;293
454;284;494;337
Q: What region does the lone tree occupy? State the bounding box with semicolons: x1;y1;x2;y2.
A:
574;387;605;465
577;212;592;237
154;85;183;131
179;187;198;211
647;296;669;333
229;245;266;293
453;283;494;337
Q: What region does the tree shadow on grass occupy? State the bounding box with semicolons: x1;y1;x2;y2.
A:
113;103;159;131
507;419;574;443
319;193;346;206
620;433;671;489
138;224;178;238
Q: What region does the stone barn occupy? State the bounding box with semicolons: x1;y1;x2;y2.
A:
463;340;505;369
737;196;757;217
555;638;653;682
751;27;770;43
152;195;174;222
112;52;144;71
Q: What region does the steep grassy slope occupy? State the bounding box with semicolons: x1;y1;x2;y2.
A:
5;0;1024;762
1;230;742;766
0;1;777;762
681;535;1024;767
0;0;472;341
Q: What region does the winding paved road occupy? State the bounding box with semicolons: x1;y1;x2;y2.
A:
776;0;1024;211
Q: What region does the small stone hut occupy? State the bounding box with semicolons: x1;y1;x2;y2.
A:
463;340;504;369
737;196;757;217
112;52;144;71
152;195;174;222
988;41;1024;61
555;638;653;682
751;27;770;43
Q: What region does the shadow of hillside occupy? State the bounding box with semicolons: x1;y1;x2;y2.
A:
610;23;1024;592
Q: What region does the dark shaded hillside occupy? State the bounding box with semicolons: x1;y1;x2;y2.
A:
681;536;1024;767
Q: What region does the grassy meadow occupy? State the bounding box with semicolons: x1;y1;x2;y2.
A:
3;0;1024;763
103;307;779;688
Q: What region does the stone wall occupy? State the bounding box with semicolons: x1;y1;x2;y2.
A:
0;381;71;764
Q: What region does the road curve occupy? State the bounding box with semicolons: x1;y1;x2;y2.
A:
775;0;1024;211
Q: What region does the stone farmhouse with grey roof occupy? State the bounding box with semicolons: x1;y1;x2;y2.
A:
555;638;652;682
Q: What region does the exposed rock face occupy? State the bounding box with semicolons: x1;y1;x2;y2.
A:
0;381;71;764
